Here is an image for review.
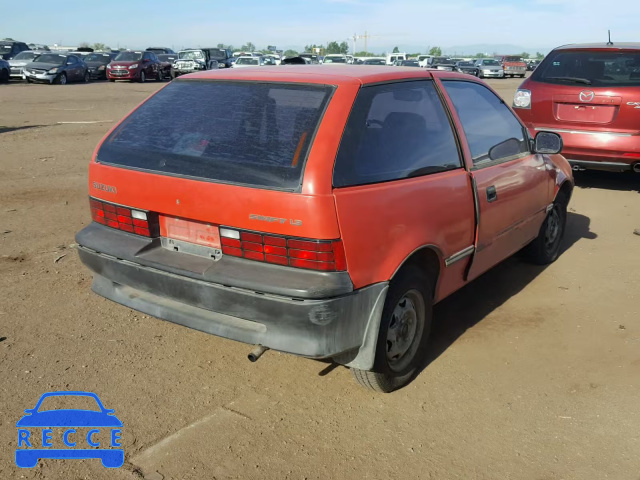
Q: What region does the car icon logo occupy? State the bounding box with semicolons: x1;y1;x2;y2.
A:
579;90;595;102
15;391;123;468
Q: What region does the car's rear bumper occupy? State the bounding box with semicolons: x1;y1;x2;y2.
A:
566;159;633;172
525;126;640;171
76;223;387;362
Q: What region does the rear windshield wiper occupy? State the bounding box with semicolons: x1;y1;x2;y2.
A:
544;76;592;85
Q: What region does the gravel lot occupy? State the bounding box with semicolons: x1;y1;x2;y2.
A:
1;75;639;480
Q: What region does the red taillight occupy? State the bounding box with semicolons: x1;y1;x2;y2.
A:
220;228;347;272
89;197;158;238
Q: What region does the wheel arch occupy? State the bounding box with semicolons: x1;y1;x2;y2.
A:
340;244;443;372
390;245;443;300
556;179;573;203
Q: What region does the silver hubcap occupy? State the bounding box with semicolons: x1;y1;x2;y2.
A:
386;290;424;372
544;207;561;251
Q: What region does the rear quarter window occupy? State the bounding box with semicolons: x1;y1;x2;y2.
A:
97;81;334;190
333;80;462;188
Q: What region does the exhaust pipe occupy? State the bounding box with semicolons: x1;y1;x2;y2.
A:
633;163;640;173
248;345;269;362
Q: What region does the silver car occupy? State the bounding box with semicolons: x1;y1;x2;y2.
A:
8;50;43;80
474;59;504;79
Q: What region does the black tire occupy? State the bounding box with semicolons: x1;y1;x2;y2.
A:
0;68;9;83
109;78;116;82
138;70;146;83
26;77;33;83
523;191;568;265
156;68;163;81
55;73;67;85
351;266;432;393
83;71;90;83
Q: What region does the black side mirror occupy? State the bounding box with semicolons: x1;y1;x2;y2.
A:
533;131;563;155
488;137;523;161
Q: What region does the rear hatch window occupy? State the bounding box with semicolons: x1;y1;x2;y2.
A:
97;80;334;190
532;50;640;87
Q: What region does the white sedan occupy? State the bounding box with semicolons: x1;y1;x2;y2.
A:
233;56;268;68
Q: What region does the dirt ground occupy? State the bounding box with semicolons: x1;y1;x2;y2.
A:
1;75;639;480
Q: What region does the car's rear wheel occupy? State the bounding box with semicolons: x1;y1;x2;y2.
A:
84;71;90;83
156;68;163;81
523;191;568;265
56;73;67;85
351;266;432;393
138;70;146;83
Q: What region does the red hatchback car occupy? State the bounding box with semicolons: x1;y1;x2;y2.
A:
513;42;640;173
107;50;162;83
77;66;573;392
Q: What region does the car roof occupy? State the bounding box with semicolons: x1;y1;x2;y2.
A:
186;65;472;85
553;42;640;51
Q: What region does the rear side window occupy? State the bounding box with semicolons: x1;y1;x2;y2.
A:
97;81;333;190
533;50;640;87
333;81;461;187
442;81;528;166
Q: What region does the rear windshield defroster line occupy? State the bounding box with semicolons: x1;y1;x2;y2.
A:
96;80;335;191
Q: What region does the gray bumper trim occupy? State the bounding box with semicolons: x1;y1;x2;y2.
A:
79;246;388;361
566;159;632;172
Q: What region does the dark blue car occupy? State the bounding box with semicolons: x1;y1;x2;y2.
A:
16;391;123;468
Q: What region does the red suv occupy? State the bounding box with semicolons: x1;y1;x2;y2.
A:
513;42;640;173
107;50;162;82
76;66;573;392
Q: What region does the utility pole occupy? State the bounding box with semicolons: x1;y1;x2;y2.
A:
352;33;358;54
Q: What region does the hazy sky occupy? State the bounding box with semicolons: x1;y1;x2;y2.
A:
1;0;638;52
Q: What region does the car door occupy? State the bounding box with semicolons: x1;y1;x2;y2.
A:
439;79;554;280
149;52;159;75
67;56;80;80
142;52;153;76
332;79;476;299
